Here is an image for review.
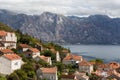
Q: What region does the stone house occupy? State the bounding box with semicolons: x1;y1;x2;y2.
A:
18;44;31;52
79;60;93;74
63;53;83;65
0;53;23;75
24;48;40;58
0;30;17;49
34;55;52;65
36;67;58;80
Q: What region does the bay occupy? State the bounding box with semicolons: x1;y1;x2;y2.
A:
62;45;120;62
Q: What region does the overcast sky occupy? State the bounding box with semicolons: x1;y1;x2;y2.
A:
0;0;120;17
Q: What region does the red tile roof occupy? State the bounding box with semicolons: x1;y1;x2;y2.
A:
19;44;31;48
3;53;21;60
0;49;14;53
63;54;82;61
40;67;57;74
29;48;39;52
61;75;76;79
0;30;7;36
39;55;50;62
79;60;92;66
98;64;109;69
109;62;120;69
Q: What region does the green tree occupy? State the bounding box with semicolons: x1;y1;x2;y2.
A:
0;75;7;80
54;62;65;72
41;50;56;60
7;73;19;80
38;59;49;67
21;63;35;78
15;70;28;80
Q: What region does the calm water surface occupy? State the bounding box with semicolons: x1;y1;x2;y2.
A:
62;45;120;62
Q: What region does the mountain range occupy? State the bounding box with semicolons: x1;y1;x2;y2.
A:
0;9;120;44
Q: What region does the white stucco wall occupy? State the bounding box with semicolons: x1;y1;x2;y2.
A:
37;69;58;80
4;42;16;49
5;33;17;42
11;59;22;71
79;65;93;74
0;57;11;75
22;48;29;52
0;57;22;75
32;52;40;58
42;73;58;80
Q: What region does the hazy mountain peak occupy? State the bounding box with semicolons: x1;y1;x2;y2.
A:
0;9;120;44
88;14;110;19
0;9;17;15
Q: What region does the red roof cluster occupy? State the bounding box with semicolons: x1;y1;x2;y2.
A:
109;62;120;69
63;54;82;61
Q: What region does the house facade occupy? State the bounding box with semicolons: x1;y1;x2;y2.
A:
79;60;93;74
63;53;83;65
0;54;23;75
37;67;58;80
18;44;31;52
0;30;17;49
24;48;40;58
35;55;52;65
74;71;89;80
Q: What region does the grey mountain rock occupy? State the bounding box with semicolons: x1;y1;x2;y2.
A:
0;9;120;44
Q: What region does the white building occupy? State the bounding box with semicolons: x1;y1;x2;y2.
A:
24;48;40;58
79;60;93;74
74;71;89;80
0;53;23;75
18;44;31;52
63;53;83;65
34;55;52;65
0;30;17;49
56;51;61;62
37;67;58;80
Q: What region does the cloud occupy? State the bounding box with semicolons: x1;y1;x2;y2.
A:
0;0;120;17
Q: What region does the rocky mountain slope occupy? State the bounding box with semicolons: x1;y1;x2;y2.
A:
0;9;120;44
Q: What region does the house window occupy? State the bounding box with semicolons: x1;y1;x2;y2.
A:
11;34;12;37
14;62;18;65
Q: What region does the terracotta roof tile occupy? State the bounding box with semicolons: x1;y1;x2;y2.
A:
63;54;82;61
0;49;14;53
61;75;76;79
39;55;50;62
79;60;92;66
19;44;31;48
29;48;39;52
3;53;21;60
0;30;7;36
109;62;120;69
40;67;57;74
98;64;109;69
